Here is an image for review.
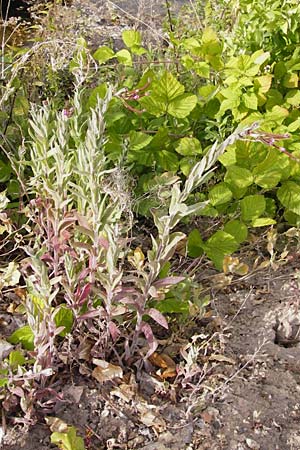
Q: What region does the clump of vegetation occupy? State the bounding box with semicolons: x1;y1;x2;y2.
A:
1;0;300;440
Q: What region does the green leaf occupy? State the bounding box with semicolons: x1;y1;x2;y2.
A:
9;350;26;369
167;93;198;118
115;49;132;66
155;71;184;101
284;210;300;226
159;262;171;279
218;146;237;167
194;61;210;78
139;71;197;118
51;426;86;450
0;160;11;183
252;218;276;227
0;369;8;387
54;306;73;337
14;95;29;116
265;105;289;122
7;179;19;200
283;73;298;88
187;229;204;257
204;231;239;270
287;118;300;132
156;150;178;171
183;37;201;53
122;30;142;48
129;131;153;150
131;45;147;55
87;84;107;108
254;75;272;93
8;325;34;351
155;297;189;314
208;183;233;206
240;195;266;221
253;150;289;188
274;61;287;79
201;27;222;56
266;90;284;109
93;46;115;64
180;156;197;176
278;181;300;215
285;90;300;106
243;92;258;110
224;166;254;190
224;220;248;243
175;137;202;156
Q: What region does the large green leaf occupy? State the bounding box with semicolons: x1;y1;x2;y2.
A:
122;30;142;48
253;150;289;188
54;306;73;337
167;93;197;118
175;137;202;156
93;46;115;64
155;296;190;314
240;195;266;221
129;131;153;150
8;325;34;351
139;72;197;118
9;350;26;369
278;181;300;215
187;229;204;257
285;90;300;106
224;165;254;190
115;49;132;66
208;183;233;206
155;71;184;102
204;231;239;270
243;92;258;110
224;220;248;243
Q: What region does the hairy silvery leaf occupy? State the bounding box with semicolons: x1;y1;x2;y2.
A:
159;232;186;262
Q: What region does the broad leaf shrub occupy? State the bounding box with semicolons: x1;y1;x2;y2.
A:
89;20;300;269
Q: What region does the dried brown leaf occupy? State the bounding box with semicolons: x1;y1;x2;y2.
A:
45;417;69;433
92;360;123;383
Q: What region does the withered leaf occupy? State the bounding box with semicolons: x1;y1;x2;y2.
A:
92;360;123;383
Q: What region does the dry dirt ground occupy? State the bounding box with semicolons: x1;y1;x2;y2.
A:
3;2;300;450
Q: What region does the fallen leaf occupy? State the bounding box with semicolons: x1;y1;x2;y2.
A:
110;382;135;403
92;360;123;383
0;339;13;361
223;255;249;275
77;338;92;361
65;385;84;404
45;417;69;433
14;287;27;301
149;352;177;379
136;402;166;432
211;273;233;289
